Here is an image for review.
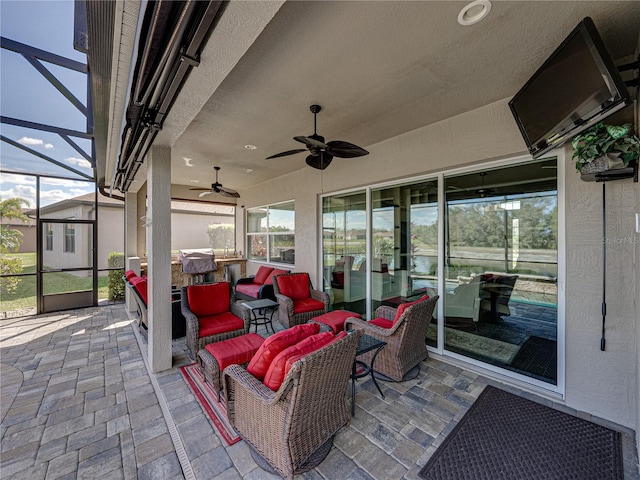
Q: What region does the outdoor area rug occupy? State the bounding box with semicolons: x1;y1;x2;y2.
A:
180;363;241;446
418;385;623;480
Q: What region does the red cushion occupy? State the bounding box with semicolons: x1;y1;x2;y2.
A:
130;277;148;305
370;317;393;329
187;282;230;317
263;331;335;391
264;268;289;285
236;283;262;299
246;323;320;380
284;331;348;373
292;298;325;314
276;274;310;300
205;333;264;371
314;310;361;333
393;295;429;323
253;266;274;285
198;311;244;338
125;270;138;281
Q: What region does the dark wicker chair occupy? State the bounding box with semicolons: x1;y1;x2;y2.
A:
345;295;439;381
272;273;329;328
223;330;361;479
181;282;250;359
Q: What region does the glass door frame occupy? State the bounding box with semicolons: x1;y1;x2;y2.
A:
318;152;566;397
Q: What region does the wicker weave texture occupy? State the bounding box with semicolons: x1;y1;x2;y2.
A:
273;273;330;328
345;296;438;381
224;331;362;479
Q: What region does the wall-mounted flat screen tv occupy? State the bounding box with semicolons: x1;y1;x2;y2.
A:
509;17;632;159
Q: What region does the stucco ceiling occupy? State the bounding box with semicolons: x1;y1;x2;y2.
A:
120;1;640;198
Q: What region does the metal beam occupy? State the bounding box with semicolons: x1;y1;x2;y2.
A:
1;116;92;139
1;36;88;73
60;134;93;165
1;135;94;180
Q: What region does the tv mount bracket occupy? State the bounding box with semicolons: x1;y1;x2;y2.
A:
618;56;639;88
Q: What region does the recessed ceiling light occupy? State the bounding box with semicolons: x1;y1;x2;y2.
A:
244;144;257;150
190;179;200;183
246;169;253;173
458;0;491;26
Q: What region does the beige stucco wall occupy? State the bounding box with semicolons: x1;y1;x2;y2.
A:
237;97;639;430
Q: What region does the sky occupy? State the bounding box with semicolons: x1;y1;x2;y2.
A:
0;0;94;208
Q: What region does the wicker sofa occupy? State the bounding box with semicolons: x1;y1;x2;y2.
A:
235;266;289;301
223;330;361;479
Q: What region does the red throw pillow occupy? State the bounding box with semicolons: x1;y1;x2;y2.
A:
253;266;274;285
284;331;348;370
264;268;289;285
125;270;138;281
276;273;311;299
130;277;148;305
263;331;336;391
393;295;429;323
187;282;230;317
246;322;320;380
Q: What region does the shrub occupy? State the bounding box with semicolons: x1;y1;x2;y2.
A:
107;252;125;301
0;256;23;296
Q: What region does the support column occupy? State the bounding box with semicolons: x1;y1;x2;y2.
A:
147;145;172;372
124;192;138;313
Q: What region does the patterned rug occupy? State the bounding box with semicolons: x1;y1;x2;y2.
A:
179;363;241;445
419;385;623;480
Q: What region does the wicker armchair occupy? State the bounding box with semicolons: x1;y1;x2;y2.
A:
223;330;362;479
181;282;250;359
273;273;329;328
345;295;439;381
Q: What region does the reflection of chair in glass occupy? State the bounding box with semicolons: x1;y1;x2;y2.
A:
445;275;483;326
331;256;365;303
479;273;518;321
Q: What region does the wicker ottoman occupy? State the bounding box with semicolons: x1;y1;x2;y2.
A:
197;333;265;400
312;310;362;333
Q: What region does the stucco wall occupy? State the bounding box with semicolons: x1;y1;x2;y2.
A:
237;98;639;430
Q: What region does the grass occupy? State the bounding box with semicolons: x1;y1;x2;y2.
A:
1;252;110;313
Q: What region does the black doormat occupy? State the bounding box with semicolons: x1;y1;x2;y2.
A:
418;386;623;480
510;335;557;383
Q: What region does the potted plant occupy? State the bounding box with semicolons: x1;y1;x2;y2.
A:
571;122;640;174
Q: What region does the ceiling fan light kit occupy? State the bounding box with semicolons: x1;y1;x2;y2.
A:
266;104;370;170
189;166;240;198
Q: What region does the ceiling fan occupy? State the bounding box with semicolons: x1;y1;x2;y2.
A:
266;104;369;170
190;166;240;198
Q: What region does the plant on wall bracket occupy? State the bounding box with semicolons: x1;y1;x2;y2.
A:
571;122;640;173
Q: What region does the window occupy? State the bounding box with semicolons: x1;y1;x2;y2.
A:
247;201;295;264
45;225;53;251
64;224;75;253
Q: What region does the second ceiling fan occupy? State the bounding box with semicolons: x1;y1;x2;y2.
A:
266;105;369;170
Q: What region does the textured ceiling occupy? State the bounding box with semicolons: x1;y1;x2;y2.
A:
120;1;640;197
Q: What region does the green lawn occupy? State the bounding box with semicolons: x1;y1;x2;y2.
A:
1;253;110;313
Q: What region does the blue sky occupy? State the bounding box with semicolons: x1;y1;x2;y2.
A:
0;0;94;208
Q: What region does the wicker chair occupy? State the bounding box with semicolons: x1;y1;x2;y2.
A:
181;282;250;359
273;273;329;328
223;330;362;479
345;295;439;381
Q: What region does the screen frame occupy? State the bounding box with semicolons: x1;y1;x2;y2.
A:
509;17;632;159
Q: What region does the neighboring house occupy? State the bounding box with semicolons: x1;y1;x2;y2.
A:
0;208;36;253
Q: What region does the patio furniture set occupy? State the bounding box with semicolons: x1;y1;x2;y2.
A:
175;270;438;478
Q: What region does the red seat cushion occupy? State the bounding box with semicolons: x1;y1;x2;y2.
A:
130;277;148;305
370;317;394;329
292;298;325;314
187;282;230;317
246;323;320;380
314;310;361;333
125;270;138;281
236;283;262;299
276;274;310;300
264;268;289;285
393;295;429;323
205;333;265;371
253;266;274;285
198;311;244;338
263;331;337;391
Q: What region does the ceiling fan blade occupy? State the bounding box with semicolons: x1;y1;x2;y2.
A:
306;152;333;170
266;149;307;159
190;187;213;191
218;187;240;198
198;191;213;198
326;141;369;158
294;135;326;149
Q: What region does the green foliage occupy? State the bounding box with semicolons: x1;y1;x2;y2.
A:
207;224;235;250
0;197;30;253
0;256;23;296
107;252;125;301
572;123;640;172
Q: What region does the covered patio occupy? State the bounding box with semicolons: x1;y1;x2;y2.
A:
2;305;638;479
